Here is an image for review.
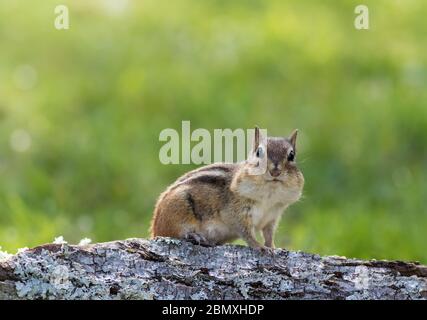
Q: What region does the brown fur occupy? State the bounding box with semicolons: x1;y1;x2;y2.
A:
150;128;304;250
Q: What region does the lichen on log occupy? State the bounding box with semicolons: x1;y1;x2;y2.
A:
1;237;426;300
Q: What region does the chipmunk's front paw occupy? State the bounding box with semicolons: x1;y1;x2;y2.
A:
252;244;275;256
261;245;275;255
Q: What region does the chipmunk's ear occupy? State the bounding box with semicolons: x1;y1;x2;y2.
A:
253;126;260;150
248;126;268;175
252;126;266;151
288;129;298;150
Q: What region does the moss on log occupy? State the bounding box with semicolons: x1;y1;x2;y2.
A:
1;237;426;300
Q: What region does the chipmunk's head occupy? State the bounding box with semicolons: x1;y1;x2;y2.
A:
247;127;303;185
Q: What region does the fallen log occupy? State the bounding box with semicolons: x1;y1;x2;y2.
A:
1;237;426;300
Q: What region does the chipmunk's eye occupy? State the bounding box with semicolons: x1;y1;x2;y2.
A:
256;146;264;158
287;150;295;162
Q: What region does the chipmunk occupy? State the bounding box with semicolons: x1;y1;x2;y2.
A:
150;127;304;250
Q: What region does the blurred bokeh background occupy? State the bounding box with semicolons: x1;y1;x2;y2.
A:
0;0;426;262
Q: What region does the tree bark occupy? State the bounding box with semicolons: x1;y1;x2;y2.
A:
1;237;426;300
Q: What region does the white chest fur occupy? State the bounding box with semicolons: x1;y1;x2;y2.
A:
236;180;302;230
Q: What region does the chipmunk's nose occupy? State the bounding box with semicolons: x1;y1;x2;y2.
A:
269;168;281;177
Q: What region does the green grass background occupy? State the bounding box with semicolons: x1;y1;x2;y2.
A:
0;0;426;262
